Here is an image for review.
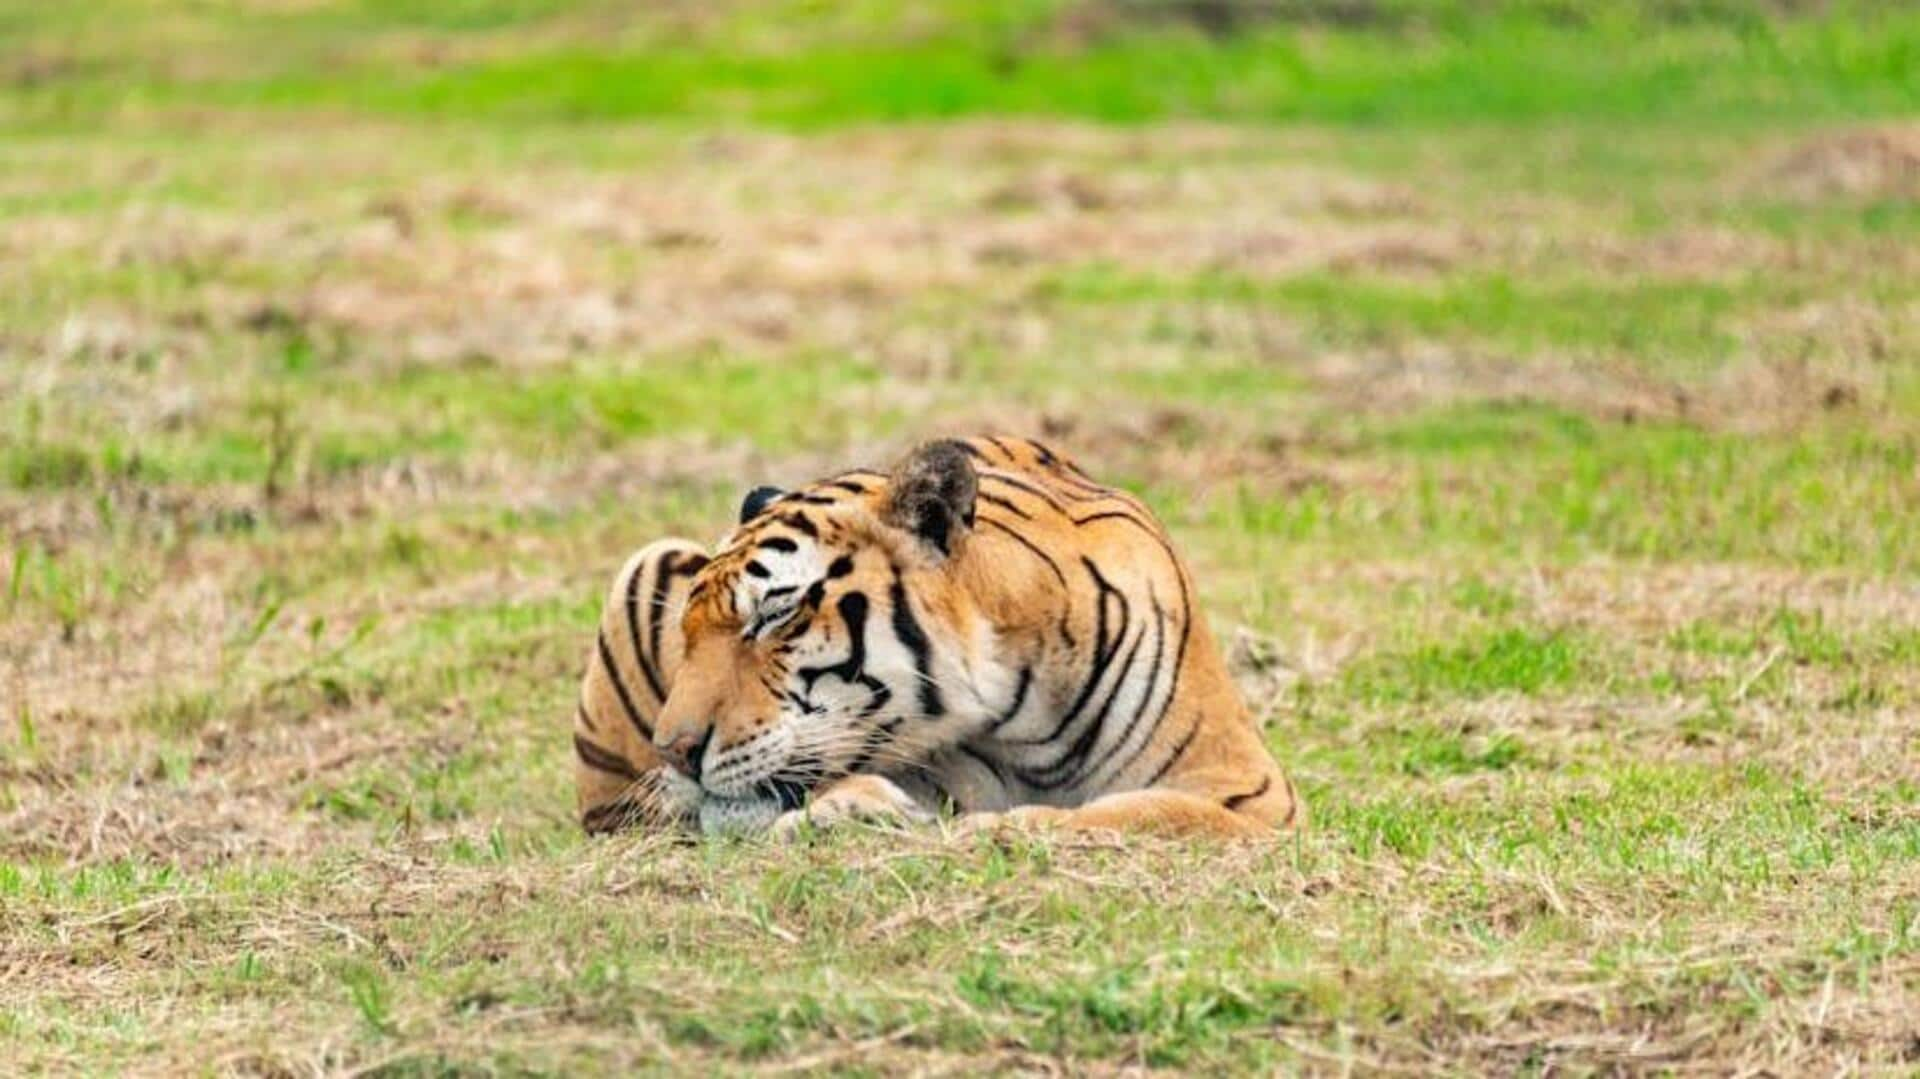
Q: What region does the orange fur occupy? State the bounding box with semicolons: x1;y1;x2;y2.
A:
571;436;1301;838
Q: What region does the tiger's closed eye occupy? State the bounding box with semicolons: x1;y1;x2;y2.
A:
745;586;803;639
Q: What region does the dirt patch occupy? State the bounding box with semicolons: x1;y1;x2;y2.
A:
1537;560;1920;636
0;714;456;868
1302;344;1690;426
1301;338;1910;436
1758;125;1920;203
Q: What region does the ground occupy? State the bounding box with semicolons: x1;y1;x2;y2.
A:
3;2;1919;1073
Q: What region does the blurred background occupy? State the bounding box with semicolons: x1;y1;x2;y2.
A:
3;1;1917;1071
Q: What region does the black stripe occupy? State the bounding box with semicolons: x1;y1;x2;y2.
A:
1223;776;1272;812
978;471;1068;514
1026;439;1061;468
991;666;1033;729
574;735;640;780
1006;557;1127;748
745;560;770;578
779;512;819;537
859;680;894;716
975;505;1075;648
985;464;1111;506
834;598;900;774
1052;467;1114;497
582;797;646;834
1090;563;1194;784
1027;616;1147;787
978;517;1068;589
977;491;1033;519
798;592;869;689
845;713;900;774
629;552;672;704
1142;714;1200;787
889;574;944;717
746;586;801;638
1071;508;1167;537
659;554;705;650
575;697;595;733
767;778;809;812
759;537;799;553
1072;587;1170;788
1052;495;1193;782
1063;458;1096;480
826;479;869;495
597;631;652;741
959;743;1012;793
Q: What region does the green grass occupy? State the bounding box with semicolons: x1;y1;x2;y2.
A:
1;352;893;492
8;1;1919;128
1206;404;1920;573
248;20;1918;127
1342;627;1587;702
1047;266;1761;363
4;0;1919;1072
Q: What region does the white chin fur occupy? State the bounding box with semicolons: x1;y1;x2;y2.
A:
653;768;704;823
699;795;784;836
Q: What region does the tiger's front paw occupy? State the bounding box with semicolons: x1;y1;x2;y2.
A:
771;775;931;839
949;805;1066;839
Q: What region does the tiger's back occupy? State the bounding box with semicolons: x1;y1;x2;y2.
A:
901;437;1298;829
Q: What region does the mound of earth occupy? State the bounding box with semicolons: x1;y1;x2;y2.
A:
1762;125;1920;202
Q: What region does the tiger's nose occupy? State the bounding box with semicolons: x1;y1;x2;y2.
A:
654;725;713;781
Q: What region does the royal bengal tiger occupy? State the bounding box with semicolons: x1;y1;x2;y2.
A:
570;436;1300;838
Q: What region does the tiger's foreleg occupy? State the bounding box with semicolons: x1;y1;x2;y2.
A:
771;774;935;838
956;778;1300;839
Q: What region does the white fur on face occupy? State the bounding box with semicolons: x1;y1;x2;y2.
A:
699;536;1013;800
698;539;823;795
729;543;824;640
649;765;705;825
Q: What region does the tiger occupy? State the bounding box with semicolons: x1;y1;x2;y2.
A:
570;435;1301;838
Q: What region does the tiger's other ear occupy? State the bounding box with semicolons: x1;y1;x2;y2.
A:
882;439;977;557
739;485;785;524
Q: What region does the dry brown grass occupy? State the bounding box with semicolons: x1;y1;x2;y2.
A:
4;99;1918;1074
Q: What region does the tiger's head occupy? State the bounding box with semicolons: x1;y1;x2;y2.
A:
652;440;1007;829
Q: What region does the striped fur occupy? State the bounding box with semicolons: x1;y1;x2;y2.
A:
573;436;1300;837
570;539;710;834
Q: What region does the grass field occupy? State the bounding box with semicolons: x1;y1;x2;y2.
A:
4;1;1919;1072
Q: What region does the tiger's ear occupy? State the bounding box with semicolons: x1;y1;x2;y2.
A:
882;440;977;558
738;485;785;524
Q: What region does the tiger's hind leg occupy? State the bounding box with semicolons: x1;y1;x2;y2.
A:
573;538;710;833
